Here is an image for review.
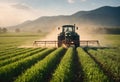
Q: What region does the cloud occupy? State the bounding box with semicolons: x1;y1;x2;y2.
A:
0;2;37;26
12;3;31;10
68;0;75;4
80;0;87;2
67;0;87;3
0;2;59;27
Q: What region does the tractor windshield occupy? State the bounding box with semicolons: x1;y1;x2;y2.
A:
63;26;74;32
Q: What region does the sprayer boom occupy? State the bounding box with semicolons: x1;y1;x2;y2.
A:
33;40;100;47
33;24;100;48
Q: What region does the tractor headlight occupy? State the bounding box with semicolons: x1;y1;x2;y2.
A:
65;34;71;36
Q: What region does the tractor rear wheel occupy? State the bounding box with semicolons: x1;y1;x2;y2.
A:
58;41;62;47
74;40;80;48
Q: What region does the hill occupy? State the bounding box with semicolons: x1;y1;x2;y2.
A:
8;6;120;33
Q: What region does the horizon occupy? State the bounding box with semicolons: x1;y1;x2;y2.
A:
0;0;120;27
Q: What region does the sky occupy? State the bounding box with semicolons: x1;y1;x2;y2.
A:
0;0;120;26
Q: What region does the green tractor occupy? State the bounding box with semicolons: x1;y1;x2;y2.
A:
58;24;80;47
33;24;100;48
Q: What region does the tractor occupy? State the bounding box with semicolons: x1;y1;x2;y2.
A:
33;24;100;47
58;24;80;47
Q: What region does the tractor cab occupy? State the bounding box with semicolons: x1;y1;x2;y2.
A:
58;24;80;47
62;25;75;32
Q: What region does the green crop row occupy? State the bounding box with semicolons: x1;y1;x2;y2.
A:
0;48;45;67
0;48;55;82
0;48;34;60
50;47;75;82
88;49;120;81
15;47;65;82
0;47;14;52
0;44;17;50
77;47;109;82
97;48;120;63
0;47;23;57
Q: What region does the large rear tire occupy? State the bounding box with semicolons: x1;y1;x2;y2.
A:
58;36;63;47
58;41;62;47
75;42;80;48
75;36;80;48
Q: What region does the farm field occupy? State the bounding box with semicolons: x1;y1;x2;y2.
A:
0;33;120;82
100;34;120;47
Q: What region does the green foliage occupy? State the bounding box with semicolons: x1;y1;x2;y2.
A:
15;47;65;82
0;48;55;82
0;48;45;67
77;47;109;82
0;48;24;56
50;47;75;82
88;48;120;81
0;48;33;60
0;33;119;82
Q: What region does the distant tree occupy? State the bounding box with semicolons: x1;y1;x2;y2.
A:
37;29;42;33
15;28;20;33
0;27;2;33
2;28;7;33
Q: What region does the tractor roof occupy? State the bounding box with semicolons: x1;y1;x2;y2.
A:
62;25;74;27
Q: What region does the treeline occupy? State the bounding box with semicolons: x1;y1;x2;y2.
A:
97;27;120;34
0;28;7;33
105;28;120;34
0;27;42;33
0;28;20;33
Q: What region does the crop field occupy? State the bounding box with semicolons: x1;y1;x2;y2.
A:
0;33;120;82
